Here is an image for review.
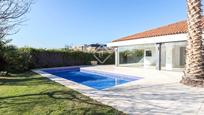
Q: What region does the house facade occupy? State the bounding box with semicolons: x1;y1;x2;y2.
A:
107;18;204;71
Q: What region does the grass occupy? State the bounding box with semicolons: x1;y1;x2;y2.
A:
0;72;125;115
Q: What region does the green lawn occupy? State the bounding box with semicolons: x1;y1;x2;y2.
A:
0;72;124;115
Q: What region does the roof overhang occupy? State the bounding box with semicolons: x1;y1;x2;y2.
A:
107;34;187;47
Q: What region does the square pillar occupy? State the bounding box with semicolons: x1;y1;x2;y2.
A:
115;47;119;66
155;43;162;70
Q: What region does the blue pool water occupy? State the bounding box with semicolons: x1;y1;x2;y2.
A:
43;67;141;90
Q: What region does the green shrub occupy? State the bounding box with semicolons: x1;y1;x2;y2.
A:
2;46;32;73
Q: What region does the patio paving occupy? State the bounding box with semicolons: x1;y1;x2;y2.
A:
34;65;204;115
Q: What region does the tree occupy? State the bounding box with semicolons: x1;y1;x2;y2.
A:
180;0;204;87
0;0;32;39
0;0;32;72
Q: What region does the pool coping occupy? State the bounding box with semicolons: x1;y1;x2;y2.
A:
80;68;142;81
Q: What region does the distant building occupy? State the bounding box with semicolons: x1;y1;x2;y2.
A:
71;45;86;51
71;43;112;52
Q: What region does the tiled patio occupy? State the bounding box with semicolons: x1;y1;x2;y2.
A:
34;65;204;115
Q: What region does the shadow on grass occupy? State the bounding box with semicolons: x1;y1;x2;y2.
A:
0;72;55;86
0;90;106;107
0;72;36;78
0;90;123;115
0;77;53;86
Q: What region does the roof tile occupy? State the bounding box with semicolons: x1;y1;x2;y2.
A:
112;17;204;42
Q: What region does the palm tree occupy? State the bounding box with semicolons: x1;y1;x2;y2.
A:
180;0;204;87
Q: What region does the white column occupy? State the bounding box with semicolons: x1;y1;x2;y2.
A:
115;47;119;66
165;44;174;70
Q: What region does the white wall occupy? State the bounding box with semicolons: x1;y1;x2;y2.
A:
173;46;181;67
144;48;156;67
165;42;186;70
165;44;174;70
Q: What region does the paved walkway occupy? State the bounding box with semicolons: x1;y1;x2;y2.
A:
34;65;204;115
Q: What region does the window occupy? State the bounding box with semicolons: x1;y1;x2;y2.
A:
146;50;152;57
119;46;144;64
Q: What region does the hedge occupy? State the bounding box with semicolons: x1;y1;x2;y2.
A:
1;47;115;73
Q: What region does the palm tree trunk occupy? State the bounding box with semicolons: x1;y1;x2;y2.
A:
180;0;204;87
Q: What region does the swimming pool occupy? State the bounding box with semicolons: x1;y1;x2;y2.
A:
43;67;141;90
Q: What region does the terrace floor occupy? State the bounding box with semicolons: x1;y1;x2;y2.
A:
34;65;204;115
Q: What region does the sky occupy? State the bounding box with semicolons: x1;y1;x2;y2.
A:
10;0;203;48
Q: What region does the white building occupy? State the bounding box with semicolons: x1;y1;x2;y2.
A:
107;19;204;71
